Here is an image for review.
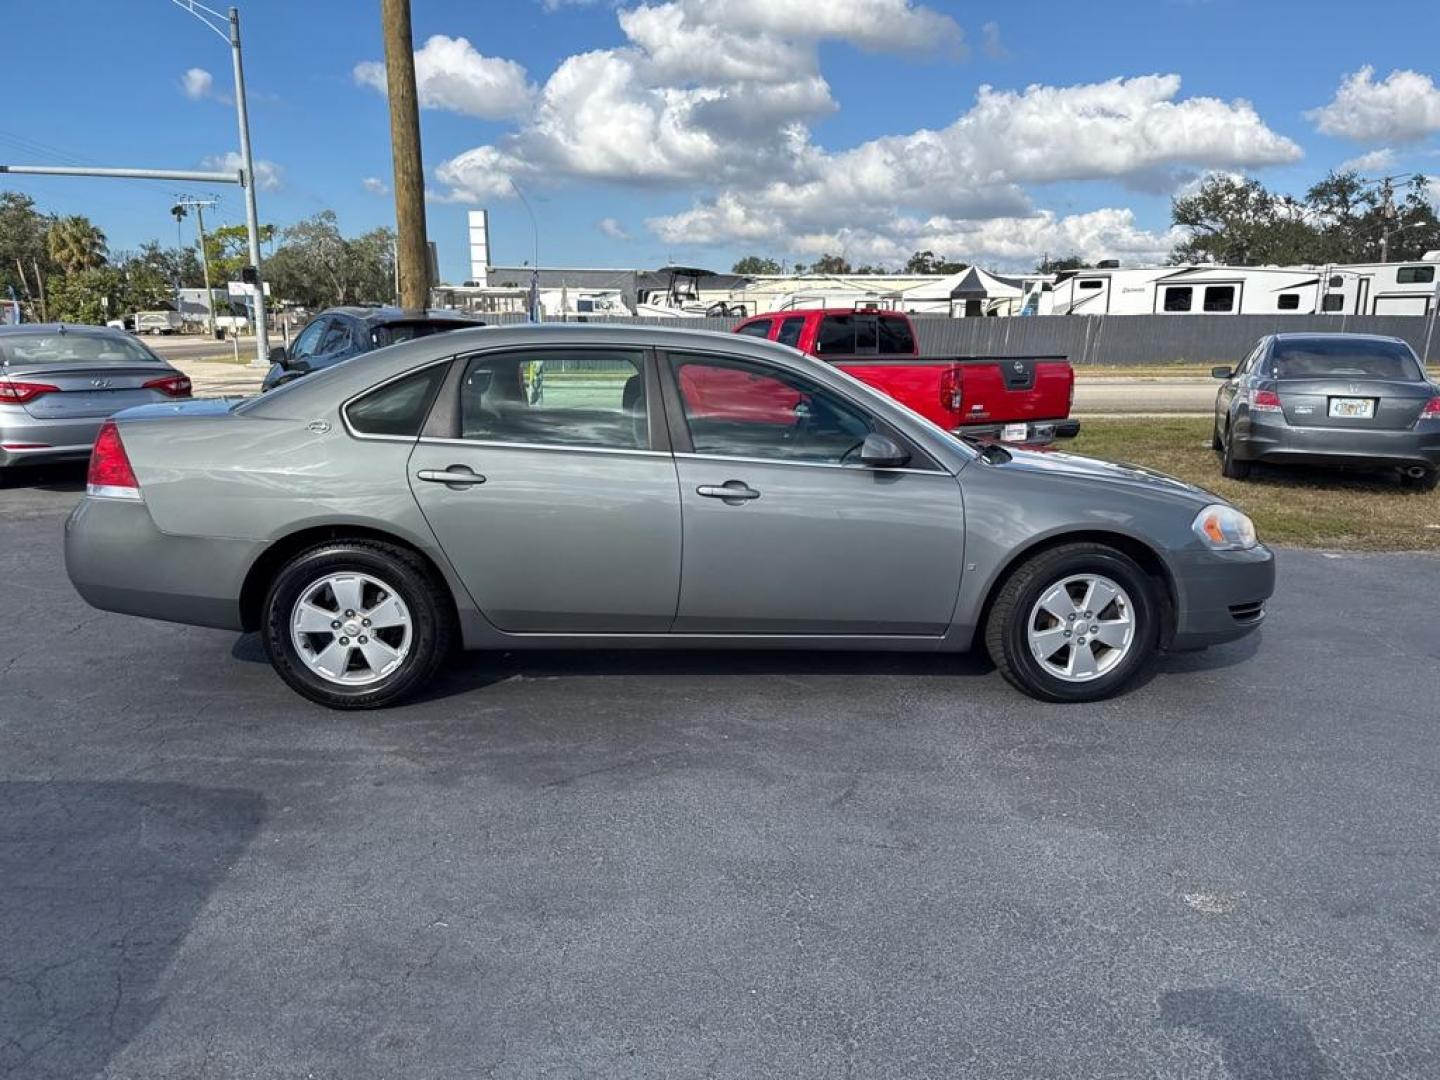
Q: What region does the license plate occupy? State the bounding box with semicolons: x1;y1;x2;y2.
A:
1002;423;1029;442
1328;397;1374;419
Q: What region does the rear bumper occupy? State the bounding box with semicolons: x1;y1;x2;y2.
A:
0;408;104;468
1168;545;1276;651
1236;417;1440;469
954;418;1081;445
65;496;259;631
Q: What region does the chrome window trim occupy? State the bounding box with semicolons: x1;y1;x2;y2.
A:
674;451;951;477
416;435;670;459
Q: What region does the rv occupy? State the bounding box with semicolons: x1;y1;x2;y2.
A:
1050;253;1440;317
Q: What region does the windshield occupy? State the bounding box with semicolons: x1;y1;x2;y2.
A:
0;331;161;367
1271;338;1422;381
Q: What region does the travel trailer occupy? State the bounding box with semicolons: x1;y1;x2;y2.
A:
1050;254;1440;317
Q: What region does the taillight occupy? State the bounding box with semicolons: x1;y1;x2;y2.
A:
86;420;142;500
1251;389;1284;413
1420;396;1440;420
143;373;192;398
940;368;963;413
0;378;60;404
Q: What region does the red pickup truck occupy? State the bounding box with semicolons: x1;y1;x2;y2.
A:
733;308;1078;443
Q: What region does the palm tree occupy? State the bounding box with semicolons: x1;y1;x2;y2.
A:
47;215;108;275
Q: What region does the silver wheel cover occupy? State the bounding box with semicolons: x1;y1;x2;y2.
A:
1025;573;1136;684
289;572;413;687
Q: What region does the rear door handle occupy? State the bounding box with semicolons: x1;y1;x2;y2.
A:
417;467;486;488
697;481;760;503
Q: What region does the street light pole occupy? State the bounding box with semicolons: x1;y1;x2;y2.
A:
227;6;269;364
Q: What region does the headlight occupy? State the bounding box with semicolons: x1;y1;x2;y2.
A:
1192;504;1257;550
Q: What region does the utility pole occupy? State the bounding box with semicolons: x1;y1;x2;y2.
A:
381;0;430;311
228;7;270;363
1378;177;1398;264
175;197;218;337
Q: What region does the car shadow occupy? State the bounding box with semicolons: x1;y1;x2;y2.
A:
0;461;86;491
1224;457;1421;494
0;780;264;1078
1159;987;1333;1079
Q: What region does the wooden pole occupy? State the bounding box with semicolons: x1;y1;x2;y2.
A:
381;0;429;311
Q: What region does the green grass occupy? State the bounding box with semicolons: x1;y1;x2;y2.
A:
1068;417;1440;551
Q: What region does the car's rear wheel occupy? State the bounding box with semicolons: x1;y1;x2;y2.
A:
985;543;1161;703
262;540;452;709
1401;467;1438;492
1220;424;1251;480
1210;422;1223;451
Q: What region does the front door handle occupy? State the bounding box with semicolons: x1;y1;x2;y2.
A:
697;480;760;504
417;466;487;489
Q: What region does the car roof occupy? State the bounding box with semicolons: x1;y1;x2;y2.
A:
1269;331;1408;345
317;306;486;326
0;322;130;336
744;308;906;318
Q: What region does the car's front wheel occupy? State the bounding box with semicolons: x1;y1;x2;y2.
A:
261;540;453;709
985;543;1161;703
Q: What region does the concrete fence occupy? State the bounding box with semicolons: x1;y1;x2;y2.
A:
484;311;1440;366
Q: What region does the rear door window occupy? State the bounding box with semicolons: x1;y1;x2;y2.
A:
736;319;774;339
877;316;915;354
775;317;805;348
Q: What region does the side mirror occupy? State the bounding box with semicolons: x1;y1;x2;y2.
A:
1211;366;1234;379
859;432;910;468
269;345;289;367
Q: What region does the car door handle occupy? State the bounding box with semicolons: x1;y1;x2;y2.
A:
417;467;486;487
697;481;760;502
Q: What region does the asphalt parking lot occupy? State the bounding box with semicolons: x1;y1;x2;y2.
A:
3;467;1439;1079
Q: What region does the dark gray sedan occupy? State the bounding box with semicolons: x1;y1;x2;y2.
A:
65;323;1274;708
0;324;191;474
1212;332;1440;490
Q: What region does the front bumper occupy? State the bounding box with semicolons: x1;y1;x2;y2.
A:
65;495;259;631
1236;416;1440;470
955;418;1081;446
1167;544;1276;651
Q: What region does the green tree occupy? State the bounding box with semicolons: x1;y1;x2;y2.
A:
46;266;123;324
0;191;56;309
203;222;275;282
264;212;396;308
1169;175;1323;265
46;215;107;276
809;253;853;275
1035;254;1092;274
903;250;965;274
731;255;783;275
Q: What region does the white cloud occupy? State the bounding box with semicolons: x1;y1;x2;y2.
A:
203;152;283;191
426;2;1298;267
354;35;533;120
981;21;1010;61
362;176;389;195
1339;147;1397;174
1308;67;1440;143
597;216;630;240
182;67;213;100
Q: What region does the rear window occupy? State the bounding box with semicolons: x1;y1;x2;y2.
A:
346;364;447;436
0;331;160;366
878;316;915;354
373;321;478;348
1270;338;1422;381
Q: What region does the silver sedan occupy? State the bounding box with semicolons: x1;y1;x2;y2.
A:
1;324;192;472
65;323;1275;708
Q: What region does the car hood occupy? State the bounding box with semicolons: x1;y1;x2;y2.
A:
986;446;1221;507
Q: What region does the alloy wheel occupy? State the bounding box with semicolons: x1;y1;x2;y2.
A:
1025;573;1136;683
289;572;412;686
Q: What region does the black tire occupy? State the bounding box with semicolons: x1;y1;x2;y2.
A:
984;542;1161;704
1210;422;1223;451
261;540;453;709
1220;425;1251;480
1401;468;1438;492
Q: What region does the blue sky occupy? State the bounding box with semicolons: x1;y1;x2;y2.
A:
3;0;1438;280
